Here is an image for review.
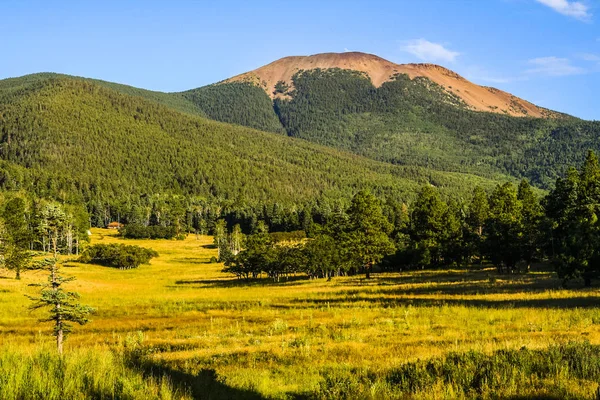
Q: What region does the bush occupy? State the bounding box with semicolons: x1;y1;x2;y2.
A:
119;224;177;240
79;244;158;269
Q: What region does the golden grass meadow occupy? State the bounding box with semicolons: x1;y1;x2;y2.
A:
2;229;600;399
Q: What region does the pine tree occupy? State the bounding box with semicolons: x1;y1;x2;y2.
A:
409;186;448;267
1;197;33;279
345;191;395;278
468;186;489;238
546;151;600;286
485;183;522;273
467;186;489;265
517;179;543;269
28;203;93;354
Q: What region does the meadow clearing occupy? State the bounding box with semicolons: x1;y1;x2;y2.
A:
1;229;600;399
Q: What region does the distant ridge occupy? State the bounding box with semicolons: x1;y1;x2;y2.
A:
227;52;556;118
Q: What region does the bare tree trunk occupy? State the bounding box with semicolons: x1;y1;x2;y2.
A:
66;224;73;255
57;327;63;355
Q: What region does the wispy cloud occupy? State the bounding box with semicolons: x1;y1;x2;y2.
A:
526;56;585;76
463;65;518;84
535;0;591;20
401;39;460;63
580;53;600;62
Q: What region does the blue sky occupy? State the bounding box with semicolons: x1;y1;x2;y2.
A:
2;0;599;119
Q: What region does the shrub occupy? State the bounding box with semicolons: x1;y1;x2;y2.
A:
79;244;158;269
273;80;290;95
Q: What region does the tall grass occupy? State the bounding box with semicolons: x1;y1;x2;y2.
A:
315;342;600;399
0;345;190;400
3;229;600;398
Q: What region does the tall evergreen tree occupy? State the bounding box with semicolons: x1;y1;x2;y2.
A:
546;151;600;286
409;186;448;267
485;183;522;273
1;197;32;279
344;191;395;278
440;199;465;267
467;186;489;264
29;203;93;354
517;179;543;269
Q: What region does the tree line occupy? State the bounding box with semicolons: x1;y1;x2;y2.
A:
217;151;600;287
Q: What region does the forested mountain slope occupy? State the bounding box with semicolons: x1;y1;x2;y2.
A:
0;75;500;211
0;73;204;117
181;53;600;189
9;53;597;192
271;68;600;188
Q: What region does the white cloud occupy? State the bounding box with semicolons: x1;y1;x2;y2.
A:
401;39;460;63
526;56;585;76
463;65;517;84
580;53;600;62
535;0;591;20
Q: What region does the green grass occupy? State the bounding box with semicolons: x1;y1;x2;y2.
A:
0;344;190;400
1;229;600;399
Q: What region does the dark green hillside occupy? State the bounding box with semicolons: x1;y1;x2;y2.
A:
272;69;599;189
181;82;285;133
9;70;598;191
0;73;204;116
0;76;500;212
3;74;285;134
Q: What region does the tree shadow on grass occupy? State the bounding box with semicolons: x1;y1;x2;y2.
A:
173;275;313;288
175;269;506;290
501;396;566;400
288;294;600;309
378;277;564;296
377;266;555;284
132;358;266;400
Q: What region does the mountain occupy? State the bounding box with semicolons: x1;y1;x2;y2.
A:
0;74;499;223
1;51;599;227
227;52;557;118
185;52;596;189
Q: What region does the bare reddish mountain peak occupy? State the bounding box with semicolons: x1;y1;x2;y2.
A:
227;52;554;118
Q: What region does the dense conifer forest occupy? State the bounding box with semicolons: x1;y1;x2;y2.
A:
175;69;600;189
